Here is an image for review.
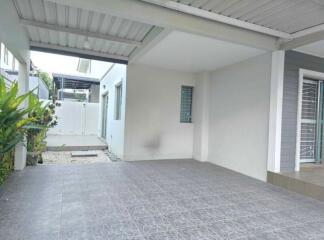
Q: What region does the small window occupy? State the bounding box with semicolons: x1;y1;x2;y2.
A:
180;86;193;123
3;47;8;65
115;84;122;120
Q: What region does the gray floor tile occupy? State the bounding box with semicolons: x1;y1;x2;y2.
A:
1;159;324;239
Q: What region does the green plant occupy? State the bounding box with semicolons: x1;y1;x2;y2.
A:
0;151;14;184
0;77;35;154
36;71;53;97
0;76;36;183
26;94;57;165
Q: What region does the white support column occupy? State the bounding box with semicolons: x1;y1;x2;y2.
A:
14;60;29;170
193;72;210;162
267;51;285;173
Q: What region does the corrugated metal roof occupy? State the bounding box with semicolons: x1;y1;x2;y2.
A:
13;0;155;61
173;0;324;34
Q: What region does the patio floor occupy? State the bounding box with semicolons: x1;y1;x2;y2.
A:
268;163;324;202
1;160;324;239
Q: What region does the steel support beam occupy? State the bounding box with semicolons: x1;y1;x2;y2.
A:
30;41;128;64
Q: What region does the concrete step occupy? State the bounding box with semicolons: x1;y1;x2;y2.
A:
46;135;108;151
71;151;98;157
47;145;107;151
268;171;324;202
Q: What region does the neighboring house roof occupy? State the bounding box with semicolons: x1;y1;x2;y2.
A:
52;73;99;90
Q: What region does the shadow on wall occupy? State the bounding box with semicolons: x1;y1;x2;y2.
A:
143;134;161;155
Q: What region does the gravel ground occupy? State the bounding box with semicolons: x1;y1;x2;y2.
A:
42;150;111;164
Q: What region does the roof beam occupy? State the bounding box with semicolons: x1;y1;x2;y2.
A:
46;0;278;50
0;0;29;63
20;18;142;47
30;41;128;64
141;0;291;39
280;28;324;50
129;27;169;63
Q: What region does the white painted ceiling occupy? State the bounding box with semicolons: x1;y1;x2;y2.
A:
136;31;266;72
296;40;324;58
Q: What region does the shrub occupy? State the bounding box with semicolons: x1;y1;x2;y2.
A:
0;77;35;183
26;95;57;165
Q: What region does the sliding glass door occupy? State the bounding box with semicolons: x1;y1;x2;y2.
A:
299;79;324;163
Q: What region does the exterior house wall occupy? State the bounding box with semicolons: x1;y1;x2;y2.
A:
0;43;19;71
123;64;195;160
4;71;49;99
29;76;49;100
99;64;127;158
193;53;272;181
280;51;324;172
99;55;272;182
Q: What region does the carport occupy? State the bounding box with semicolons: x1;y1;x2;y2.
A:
3;0;324;239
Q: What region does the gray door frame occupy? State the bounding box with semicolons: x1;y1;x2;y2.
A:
101;91;109;139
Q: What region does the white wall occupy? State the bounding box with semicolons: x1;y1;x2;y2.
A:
99;64;127;158
192;72;210;162
193;53;272;181
123;64;195;160
49;101;99;135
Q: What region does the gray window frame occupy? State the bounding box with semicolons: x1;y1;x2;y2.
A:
180;85;194;123
115;83;122;120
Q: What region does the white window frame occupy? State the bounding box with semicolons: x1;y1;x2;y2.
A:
296;69;324;171
114;82;122;120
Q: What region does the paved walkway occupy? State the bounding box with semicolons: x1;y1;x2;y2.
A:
1;160;324;239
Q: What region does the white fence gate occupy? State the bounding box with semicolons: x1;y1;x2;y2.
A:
48;101;99;135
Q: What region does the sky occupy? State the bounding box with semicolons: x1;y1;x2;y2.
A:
30;51;113;79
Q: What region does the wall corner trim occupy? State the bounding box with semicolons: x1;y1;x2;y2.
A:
267;50;285;173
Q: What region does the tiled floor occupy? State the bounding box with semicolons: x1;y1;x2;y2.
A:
1;160;324;239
